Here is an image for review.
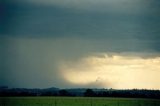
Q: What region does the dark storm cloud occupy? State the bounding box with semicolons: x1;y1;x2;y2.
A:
1;0;160;40
1;0;160;88
1;0;160;52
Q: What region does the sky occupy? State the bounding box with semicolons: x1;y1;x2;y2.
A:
0;0;160;89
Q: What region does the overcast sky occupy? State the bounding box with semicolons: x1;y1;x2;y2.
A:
1;0;160;89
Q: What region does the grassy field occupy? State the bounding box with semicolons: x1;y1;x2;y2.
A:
0;97;160;106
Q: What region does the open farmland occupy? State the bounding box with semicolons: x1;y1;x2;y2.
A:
0;97;160;106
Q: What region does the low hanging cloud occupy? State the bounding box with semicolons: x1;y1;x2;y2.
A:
59;53;160;89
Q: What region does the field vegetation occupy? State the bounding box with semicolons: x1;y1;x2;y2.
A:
0;97;160;106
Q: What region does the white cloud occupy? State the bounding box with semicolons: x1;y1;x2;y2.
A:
59;53;160;89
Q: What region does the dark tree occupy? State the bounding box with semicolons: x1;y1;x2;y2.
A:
84;89;96;97
59;90;70;96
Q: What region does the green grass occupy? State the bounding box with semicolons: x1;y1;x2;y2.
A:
0;97;160;106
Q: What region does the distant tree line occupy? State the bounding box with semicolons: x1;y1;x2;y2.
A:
0;86;160;99
84;89;160;99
